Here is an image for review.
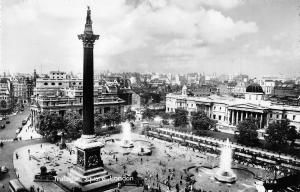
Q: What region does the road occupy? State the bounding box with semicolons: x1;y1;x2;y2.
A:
0;106;31;140
0;139;45;192
0;106;45;192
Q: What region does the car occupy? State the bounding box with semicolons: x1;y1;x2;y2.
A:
0;124;5;129
22;120;27;125
0;166;8;173
6;120;10;124
16;129;20;134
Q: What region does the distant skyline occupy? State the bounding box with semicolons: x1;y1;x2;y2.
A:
1;0;300;77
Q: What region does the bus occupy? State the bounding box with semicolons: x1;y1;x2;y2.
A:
8;179;28;192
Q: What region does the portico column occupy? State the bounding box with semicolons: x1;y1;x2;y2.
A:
260;113;263;129
245;112;248;119
235;110;239;125
231;110;234;125
241;111;244;122
208;106;211;118
227;109;230;124
266;113;269;127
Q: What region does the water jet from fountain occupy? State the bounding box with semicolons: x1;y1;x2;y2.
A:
120;121;134;148
215;138;237;183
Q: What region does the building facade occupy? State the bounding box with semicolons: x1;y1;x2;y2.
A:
0;78;13;114
166;84;300;134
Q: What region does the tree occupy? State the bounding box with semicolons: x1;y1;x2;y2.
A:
123;107;136;122
0;100;6;109
103;108;121;127
265;119;297;149
191;111;216;132
236;117;260;147
94;111;104;128
173;109;188;128
64;111;83;139
36;112;65;143
142;108;155;121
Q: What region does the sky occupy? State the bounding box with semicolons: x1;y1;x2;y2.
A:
1;0;300;77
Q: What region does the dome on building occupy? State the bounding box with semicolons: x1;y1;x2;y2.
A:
246;84;264;93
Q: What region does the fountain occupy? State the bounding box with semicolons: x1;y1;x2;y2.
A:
214;138;237;183
120;121;134;148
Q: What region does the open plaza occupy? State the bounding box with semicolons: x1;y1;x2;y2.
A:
1;2;300;192
13;130;269;192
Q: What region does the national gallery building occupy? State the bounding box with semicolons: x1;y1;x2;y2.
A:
166;84;300;136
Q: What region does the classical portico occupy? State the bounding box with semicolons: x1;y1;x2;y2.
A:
196;102;212;117
228;103;269;128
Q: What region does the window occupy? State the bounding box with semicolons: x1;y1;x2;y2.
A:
214;106;216;110
44;82;48;86
213;114;216;119
293;115;296;120
218;115;221;120
219;107;221;110
276;114;279;119
270;114;272;118
51;82;55;85
58;83;62;86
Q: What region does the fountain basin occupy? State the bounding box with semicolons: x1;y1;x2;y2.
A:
120;142;134;148
215;170;237;183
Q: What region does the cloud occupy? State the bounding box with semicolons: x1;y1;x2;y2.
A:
257;46;283;57
198;0;243;10
195;10;258;43
3;0;258;74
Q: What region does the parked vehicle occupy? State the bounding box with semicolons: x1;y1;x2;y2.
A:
6;120;10;124
1;166;8;173
16;129;20;134
8;179;28;192
0;124;5;129
21;120;27;125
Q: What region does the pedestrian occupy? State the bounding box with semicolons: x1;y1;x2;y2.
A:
16;153;19;159
40;144;42;148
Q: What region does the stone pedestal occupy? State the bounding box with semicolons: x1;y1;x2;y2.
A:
202;154;218;169
59;135;118;192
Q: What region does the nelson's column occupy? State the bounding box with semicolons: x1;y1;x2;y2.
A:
61;7;117;191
